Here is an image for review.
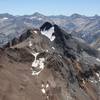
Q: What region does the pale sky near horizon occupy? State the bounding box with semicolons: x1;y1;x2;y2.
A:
0;0;99;16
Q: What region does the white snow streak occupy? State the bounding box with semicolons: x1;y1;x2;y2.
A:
41;27;55;41
52;47;55;50
46;83;49;88
31;52;45;76
29;41;32;47
34;30;38;34
98;48;100;51
41;88;46;94
3;17;8;20
96;58;100;62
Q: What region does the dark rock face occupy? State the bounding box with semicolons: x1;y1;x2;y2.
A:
3;30;32;48
6;48;35;62
40;22;52;31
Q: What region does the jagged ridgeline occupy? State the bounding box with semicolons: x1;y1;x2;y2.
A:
0;22;100;100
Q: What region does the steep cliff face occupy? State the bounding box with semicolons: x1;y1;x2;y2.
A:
0;22;100;100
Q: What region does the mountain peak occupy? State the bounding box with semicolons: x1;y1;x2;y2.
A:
71;13;82;18
0;22;100;100
0;13;14;18
32;12;45;17
40;22;53;31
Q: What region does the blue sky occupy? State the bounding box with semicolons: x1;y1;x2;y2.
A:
0;0;100;16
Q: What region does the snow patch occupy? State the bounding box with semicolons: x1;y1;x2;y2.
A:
82;34;86;38
40;82;50;95
82;79;85;84
96;58;100;62
3;17;8;20
41;88;46;94
31;52;45;76
98;48;100;51
30;17;42;20
96;73;100;81
46;50;48;52
58;55;62;58
32;58;45;69
38;18;42;20
90;80;98;83
42;84;45;88
32;70;41;76
0;17;8;21
89;73;100;83
76;58;80;62
34;30;38;34
29;41;32;47
46;96;49;99
41;27;55;41
30;16;36;19
52;47;55;50
31;52;39;58
46;83;49;88
96;73;99;77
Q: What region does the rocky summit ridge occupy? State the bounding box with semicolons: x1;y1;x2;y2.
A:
0;22;100;100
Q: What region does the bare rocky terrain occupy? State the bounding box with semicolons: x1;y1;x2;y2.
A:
0;22;100;100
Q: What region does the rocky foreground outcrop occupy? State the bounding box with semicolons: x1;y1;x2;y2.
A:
0;22;100;100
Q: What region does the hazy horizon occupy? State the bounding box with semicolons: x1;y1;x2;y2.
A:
0;12;100;17
0;0;100;16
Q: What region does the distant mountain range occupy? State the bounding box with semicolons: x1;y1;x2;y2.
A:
0;12;100;47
